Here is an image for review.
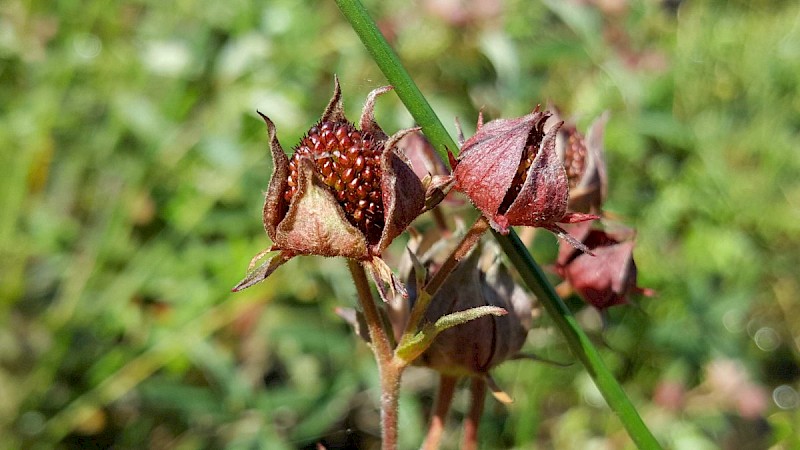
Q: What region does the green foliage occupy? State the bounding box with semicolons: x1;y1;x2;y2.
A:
1;0;798;448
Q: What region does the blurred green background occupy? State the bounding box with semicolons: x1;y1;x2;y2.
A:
1;0;799;448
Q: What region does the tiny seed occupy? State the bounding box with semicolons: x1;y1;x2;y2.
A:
320;160;333;177
324;130;335;145
348;177;360;191
354;155;365;171
339;154;353;168
334;179;345;192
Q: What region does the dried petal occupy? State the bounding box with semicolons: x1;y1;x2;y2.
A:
274;157;369;258
376;132;426;254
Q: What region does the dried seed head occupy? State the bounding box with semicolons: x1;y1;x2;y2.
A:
452;109;598;252
549;110;609;214
286;121;386;244
232;77;425;292
562;125;587;189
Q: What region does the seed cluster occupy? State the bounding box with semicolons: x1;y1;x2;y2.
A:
498;124;546;214
285;121;385;243
563;129;587;189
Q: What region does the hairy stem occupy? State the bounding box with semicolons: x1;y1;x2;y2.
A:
347;259;402;450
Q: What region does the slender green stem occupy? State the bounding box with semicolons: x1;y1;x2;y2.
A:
334;1;662;448
347;259;402;450
333;0;457;162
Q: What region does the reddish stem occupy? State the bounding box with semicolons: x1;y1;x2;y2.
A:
347;259;403;450
421;375;458;450
462;377;487;450
404;215;490;337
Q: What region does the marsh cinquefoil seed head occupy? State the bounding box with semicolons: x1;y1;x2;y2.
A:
549;111;609;214
451;109;598;253
233;77;425;292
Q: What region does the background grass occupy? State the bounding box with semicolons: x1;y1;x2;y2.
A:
1;0;799;448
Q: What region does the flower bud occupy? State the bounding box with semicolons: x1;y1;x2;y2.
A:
406;235;534;377
555;221;655;310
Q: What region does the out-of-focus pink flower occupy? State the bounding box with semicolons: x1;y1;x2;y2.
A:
653;379;686;412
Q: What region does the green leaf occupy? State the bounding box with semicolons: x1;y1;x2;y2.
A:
432;305;507;333
395;306;506;363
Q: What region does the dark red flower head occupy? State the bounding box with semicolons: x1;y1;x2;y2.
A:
451;109;598;252
233;77;425;292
